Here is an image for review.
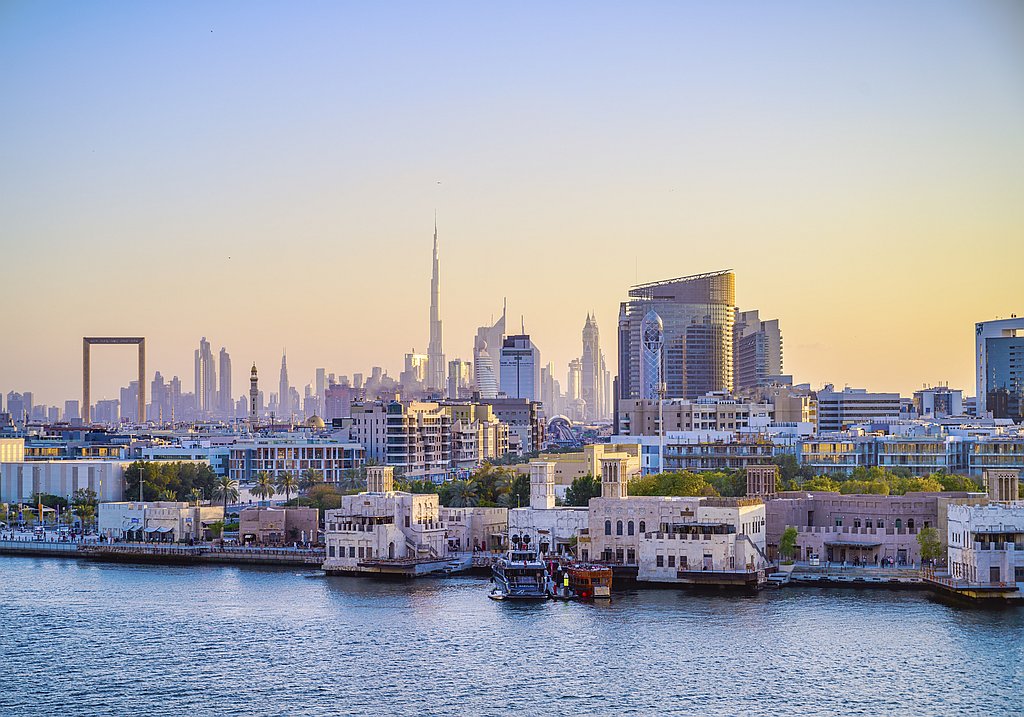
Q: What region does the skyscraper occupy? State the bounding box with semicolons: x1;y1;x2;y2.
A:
976;316;1024;419
639;309;664;400
194;337;217;415
732;309;785;391
474;301;506;399
618;270;736;401
581;313;603;421
219;347;233;417
427;219;446;392
499;334;541;401
279;351;291;418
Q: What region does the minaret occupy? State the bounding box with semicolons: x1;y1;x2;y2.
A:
427;216;446;391
249;363;259;426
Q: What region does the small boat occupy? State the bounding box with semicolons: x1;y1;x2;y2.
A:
547;563;613;601
489;549;549;601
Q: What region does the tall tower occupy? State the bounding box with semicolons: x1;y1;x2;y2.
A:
427;218;446;391
581;313;601;421
640;309;664;400
279;351;291;419
219;347;232;417
194;337;216;415
249;363;259;425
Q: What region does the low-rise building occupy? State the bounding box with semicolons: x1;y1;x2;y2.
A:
1;460;127;503
508;461;589;556
322;466;447;574
440;506;507;552
98;501;224;542
239;506;320;545
618;393;772;436
947;502;1024;587
228;439;364;484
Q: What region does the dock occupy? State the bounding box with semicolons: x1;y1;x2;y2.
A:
0;539;325;568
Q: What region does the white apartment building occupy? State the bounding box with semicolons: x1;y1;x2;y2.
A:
322;467;447;574
618;393;772;436
1;460;127;503
816;385;901;432
349;402;389;463
440;506;507;552
228;439;364;483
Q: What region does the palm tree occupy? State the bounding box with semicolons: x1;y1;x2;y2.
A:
338;467;364;492
299;468;324;494
446;480;479;508
188;488;203;506
276;471;297;504
213;476;239;547
252;471;276;507
158;488;177;502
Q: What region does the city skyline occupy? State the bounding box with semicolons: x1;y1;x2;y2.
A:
2;2;1022;403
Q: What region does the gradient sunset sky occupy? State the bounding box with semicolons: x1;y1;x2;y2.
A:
2;1;1022;405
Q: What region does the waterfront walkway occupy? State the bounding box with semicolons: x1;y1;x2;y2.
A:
0;538;325;567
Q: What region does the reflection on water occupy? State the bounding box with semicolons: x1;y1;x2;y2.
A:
1;557;1022;716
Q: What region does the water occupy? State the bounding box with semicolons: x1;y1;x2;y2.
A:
1;557;1022;716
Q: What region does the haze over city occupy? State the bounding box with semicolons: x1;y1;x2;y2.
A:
2;1;1022;404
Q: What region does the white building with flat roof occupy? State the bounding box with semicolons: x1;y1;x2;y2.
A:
98;501;224;541
1;460;126;503
947;502;1024;588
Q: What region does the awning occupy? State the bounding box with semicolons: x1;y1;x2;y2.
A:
824;540;882;548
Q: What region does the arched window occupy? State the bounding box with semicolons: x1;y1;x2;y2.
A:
616;520;623;536
895;519;902;530
639;521;646;534
907;519;915;530
627;521;635;536
605;520;611;536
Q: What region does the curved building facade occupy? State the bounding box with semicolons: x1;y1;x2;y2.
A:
639;310;664;400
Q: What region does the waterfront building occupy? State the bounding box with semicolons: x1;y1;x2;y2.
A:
228;439;364;484
0;460;126;503
499;334;540;401
239;506;320;545
765;491;986;564
947;502;1024;587
816;385;901;432
618;270;736;401
584;457;769;584
439;506;507;552
98;501;224;541
322;467;447;573
508;461;589;556
426;220;446;392
733;309;787;391
975;316;1024;418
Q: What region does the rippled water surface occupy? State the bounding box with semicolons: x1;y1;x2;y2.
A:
1;557;1022;716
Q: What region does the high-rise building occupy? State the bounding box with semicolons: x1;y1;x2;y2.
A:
6;392;30;426
618;270;736;401
975;317;1024;419
474;301;506;399
120;381;139;423
219;347;232;417
500;334;541;401
733;309;785;391
315;368;326;417
581;314;604;422
194;337;217;415
279;351;291;418
447;359;472;400
639;309;664;400
816;385;901;432
64;400;80;425
427;219;446;392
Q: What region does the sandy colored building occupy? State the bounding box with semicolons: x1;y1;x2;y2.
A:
440;506;507;552
240;506;320;545
99;501;224;542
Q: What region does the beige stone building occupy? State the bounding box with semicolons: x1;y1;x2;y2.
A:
440;506;507;552
98;501;224;542
508;461;589;556
322;467;447;573
240;506;320;545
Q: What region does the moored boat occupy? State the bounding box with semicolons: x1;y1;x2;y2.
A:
489;549;549;601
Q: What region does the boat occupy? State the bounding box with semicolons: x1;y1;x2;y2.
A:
489;549;549;601
566;564;612;600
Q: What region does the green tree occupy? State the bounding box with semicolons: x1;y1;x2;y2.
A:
306;483;343;511
497;473;530;508
213;476;239;516
916;526;943;564
629;471;718;497
839;479;890;495
252;471;276;506
564;475;602;506
779;526;798;562
299;468;324;493
276;471;297;504
801;476;842;492
207;521;225;540
445;480;479;508
338;467;364;492
931;473;981;492
188;488;203;506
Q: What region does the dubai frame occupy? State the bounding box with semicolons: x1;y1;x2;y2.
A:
82;337;145;423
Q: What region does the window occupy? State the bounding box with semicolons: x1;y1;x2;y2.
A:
853;518;861;529
358;547;364;558
877;520;884;529
656;555;664;567
835;518;843;527
605;520;611;536
680;555;688;568
328;545;335;557
924;521;930;529
865;520;873;529
895;519;902;530
628;521;635;536
639;521;646;534
626;548;635;564
668;555;676;568
405;516;410;528
907;519;915;530
349;546;356;558
616;520;623;536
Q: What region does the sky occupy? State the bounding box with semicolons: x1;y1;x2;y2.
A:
1;1;1022;405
